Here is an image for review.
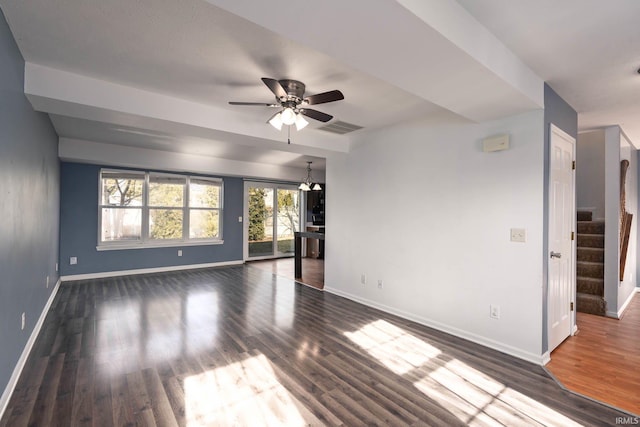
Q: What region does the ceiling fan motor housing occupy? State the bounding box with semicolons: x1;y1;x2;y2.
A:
278;79;306;102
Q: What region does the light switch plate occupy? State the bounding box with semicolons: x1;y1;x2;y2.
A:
510;228;526;243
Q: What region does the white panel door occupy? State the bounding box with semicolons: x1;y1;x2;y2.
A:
548;124;575;352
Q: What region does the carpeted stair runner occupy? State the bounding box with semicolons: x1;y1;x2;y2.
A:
576;211;606;316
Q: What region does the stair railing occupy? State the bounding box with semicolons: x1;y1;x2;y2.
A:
619;159;633;281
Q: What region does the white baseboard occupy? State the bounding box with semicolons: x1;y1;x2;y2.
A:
324;286;547;366
607;287;639;319
60;260;244;282
0;279;61;420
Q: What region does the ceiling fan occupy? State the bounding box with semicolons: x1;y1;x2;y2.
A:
229;78;344;131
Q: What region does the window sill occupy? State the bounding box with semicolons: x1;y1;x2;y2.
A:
96;240;224;251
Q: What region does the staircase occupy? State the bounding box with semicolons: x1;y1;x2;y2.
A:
576;210;607;316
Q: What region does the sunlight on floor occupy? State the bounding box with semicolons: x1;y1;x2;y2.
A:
344;319;441;375
347;320;583;427
184;353;311;426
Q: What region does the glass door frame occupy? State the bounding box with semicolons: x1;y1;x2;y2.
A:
243;181;304;261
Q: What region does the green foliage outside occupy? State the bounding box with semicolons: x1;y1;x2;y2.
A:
149;180;184;240
190;183;220;238
103;176;221;240
249;188;268;241
277;190;299;237
150;209;183;239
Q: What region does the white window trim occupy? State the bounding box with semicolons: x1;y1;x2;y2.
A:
98;169;224;250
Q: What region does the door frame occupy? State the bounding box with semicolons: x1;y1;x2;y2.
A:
547;123;577;353
243;181;304;261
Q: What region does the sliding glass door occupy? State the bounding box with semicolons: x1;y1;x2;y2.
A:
244;182;302;260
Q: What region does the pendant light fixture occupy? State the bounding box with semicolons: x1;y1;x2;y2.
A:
299;161;322;192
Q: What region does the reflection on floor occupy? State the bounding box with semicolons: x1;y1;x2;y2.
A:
546;295;640;415
0;266;626;426
249;257;324;289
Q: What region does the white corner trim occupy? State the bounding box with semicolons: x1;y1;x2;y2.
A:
541;351;551;366
0;279;61;420
61;260;244;282
324;287;547;366
608;288;639;319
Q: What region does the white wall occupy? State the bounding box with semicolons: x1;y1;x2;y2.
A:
576;130;605;220
325;110;546;363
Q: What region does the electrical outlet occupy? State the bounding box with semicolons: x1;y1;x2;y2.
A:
378;279;383;289
46;276;49;289
490;305;501;319
70;256;78;265
21;312;25;330
178;250;183;257
238;216;243;222
510;228;526;243
360;274;367;285
55;262;59;272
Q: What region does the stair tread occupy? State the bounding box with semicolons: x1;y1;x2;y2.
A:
577;292;606;300
577;276;604;282
577;247;604;251
576;233;605;237
576;260;604;266
577;220;605;224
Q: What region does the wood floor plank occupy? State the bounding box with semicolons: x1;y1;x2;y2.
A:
92;364;114;427
125;370;158;427
49;355;78;427
0;265;632;426
141;368;179;427
25;354;64;427
71;357;94;426
110;373;135;426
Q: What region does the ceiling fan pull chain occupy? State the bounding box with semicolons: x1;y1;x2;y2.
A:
288;124;291;144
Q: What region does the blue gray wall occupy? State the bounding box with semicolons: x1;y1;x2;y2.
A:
59;162;244;276
0;9;60;399
542;83;578;353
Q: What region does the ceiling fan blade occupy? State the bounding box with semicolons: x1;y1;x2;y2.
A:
304;90;344;105
262;78;288;99
229;102;279;106
300;108;333;123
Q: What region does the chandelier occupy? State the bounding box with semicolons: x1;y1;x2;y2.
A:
299;162;322;192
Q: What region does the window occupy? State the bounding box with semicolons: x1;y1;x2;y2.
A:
99;170;223;248
189;178;221;240
149;174;185;240
100;172;144;242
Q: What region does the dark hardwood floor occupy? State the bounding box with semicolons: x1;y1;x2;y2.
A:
0;265;630;426
249;257;324;289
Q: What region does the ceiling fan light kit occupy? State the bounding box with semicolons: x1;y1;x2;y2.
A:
268;112;283;130
229;78;344;135
294;113;309;130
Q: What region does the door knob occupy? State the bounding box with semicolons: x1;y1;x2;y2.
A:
550;251;562;259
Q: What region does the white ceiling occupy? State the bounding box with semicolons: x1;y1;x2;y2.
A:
457;0;640;141
1;0;639;173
